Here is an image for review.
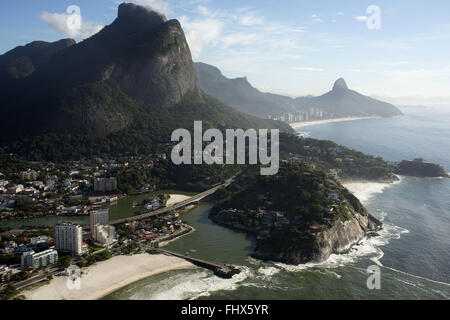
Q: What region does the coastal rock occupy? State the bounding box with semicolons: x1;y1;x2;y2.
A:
252;212;382;265
394;159;449;178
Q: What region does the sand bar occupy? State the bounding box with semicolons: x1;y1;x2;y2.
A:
166;194;191;206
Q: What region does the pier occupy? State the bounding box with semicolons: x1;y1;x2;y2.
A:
154;248;240;279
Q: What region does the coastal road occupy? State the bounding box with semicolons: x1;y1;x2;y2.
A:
13;267;63;290
110;176;234;226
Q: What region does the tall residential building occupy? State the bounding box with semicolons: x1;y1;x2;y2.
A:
94;177;117;193
21;249;58;269
55;222;83;255
92;224;117;247
90;208;110;239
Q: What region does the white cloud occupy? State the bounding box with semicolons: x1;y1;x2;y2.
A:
336;12;345;16
355;16;368;22
179;16;223;59
40;11;104;40
290;27;307;33
292;67;323;72
311;14;322;23
237;13;264;26
130;0;170;15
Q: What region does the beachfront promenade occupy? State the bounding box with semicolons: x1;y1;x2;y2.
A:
110;177;234;226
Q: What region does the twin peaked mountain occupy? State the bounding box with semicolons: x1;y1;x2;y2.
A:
0;3;290;155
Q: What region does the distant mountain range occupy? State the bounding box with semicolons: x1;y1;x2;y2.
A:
195;62;299;118
195;62;403;119
0;3;291;160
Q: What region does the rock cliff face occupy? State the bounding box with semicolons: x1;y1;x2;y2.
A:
252;212;382;264
106;4;201;106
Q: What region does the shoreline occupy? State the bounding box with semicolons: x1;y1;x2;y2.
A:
23;193;198;300
289;116;380;129
23;254;196;300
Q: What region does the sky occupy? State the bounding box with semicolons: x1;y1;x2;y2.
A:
1;0;450;104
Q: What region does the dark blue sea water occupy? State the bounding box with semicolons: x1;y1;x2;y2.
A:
106;107;450;300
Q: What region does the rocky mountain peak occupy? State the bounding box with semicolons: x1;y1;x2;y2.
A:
333;78;349;91
118;3;167;26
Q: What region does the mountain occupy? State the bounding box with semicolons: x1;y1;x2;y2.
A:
0;3;292;160
195;62;298;118
296;78;403;117
0;38;75;81
195;62;403;119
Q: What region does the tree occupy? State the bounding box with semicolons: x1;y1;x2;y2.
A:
58;255;71;268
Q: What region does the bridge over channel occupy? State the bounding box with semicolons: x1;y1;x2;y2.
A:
110;177;234;226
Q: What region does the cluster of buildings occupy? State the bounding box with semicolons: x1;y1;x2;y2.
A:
90;209;117;247
0;265;13;284
121;213;184;243
268;108;335;123
1;236;51;255
0;153;169;221
1;208;118;276
216;208;289;240
94;178;117;193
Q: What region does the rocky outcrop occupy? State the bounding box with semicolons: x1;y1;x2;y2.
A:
394;159;449;178
252;212;382;265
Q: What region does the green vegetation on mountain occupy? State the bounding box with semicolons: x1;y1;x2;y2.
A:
210;162;382;264
394;159;449;178
279;133;396;181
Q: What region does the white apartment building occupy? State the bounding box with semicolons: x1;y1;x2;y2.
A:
90;208;110;239
55;222;83;255
21;249;58;269
92;224;117;247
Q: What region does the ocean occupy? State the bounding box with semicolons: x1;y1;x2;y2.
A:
105;107;450;300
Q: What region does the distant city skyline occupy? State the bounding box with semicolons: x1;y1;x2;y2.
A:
1;0;449;104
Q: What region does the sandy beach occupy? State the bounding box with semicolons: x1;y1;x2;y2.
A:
23;254;195;300
289;116;379;129
166;194;191;206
